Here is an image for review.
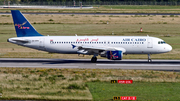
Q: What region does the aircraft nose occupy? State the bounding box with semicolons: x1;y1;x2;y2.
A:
167;44;172;52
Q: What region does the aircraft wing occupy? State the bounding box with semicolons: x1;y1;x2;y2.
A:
79;45;126;52
73;44;126;54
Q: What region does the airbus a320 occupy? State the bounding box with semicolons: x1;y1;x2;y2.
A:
8;10;172;63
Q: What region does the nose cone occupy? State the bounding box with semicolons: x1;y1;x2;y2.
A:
167;44;172;52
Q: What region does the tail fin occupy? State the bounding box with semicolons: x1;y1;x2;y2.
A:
11;10;43;37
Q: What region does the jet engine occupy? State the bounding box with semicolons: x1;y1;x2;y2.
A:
100;51;123;60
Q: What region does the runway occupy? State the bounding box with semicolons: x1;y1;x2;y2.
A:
0;58;180;71
0;5;93;9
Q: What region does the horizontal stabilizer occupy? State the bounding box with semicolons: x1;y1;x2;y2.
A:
8;38;30;43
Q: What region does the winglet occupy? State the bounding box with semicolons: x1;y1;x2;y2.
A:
11;10;43;37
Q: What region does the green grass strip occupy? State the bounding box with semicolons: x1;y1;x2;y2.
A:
87;82;180;100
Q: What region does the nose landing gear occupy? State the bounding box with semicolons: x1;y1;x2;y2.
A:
148;54;152;62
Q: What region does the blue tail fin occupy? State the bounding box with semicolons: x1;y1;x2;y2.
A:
11;10;43;37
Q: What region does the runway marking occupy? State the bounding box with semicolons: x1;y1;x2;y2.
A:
96;64;180;67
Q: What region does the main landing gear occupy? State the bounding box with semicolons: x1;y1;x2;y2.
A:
91;57;97;63
91;56;97;63
148;54;152;63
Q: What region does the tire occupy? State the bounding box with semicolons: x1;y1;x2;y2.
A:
91;57;97;63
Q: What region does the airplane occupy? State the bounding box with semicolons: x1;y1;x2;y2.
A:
8;10;172;63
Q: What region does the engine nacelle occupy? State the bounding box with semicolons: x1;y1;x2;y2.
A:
106;51;123;60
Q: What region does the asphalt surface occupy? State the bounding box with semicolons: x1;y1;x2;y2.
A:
0;58;180;72
0;5;93;9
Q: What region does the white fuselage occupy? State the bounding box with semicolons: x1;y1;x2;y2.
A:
8;36;172;55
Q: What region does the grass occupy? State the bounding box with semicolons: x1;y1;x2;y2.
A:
0;68;93;100
0;67;180;100
87;82;180;100
1;5;180;14
2;14;180;25
48;19;54;21
99;5;180;9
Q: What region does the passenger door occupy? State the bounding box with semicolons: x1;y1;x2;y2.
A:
147;38;153;48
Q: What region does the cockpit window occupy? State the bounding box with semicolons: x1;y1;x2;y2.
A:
158;41;166;44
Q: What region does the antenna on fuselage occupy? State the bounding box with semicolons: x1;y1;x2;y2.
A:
147;35;149;37
75;34;77;36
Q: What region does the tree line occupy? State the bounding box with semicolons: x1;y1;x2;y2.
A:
1;0;180;6
2;0;180;2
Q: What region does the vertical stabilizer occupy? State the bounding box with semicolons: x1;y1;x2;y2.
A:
11;10;43;37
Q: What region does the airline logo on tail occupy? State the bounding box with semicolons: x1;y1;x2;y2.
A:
15;21;30;29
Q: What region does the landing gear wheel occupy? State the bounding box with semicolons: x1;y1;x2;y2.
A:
91;57;97;63
148;59;152;63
